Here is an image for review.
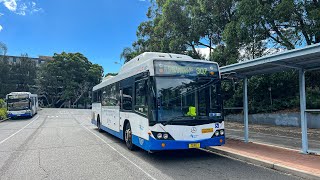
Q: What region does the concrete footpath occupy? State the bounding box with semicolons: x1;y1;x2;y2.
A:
208;139;320;180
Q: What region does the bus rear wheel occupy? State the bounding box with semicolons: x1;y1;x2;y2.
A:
97;116;103;132
124;123;136;151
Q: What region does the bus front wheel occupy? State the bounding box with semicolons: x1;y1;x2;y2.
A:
124;123;136;151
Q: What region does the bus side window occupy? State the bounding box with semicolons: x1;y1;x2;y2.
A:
122;87;133;111
135;80;148;115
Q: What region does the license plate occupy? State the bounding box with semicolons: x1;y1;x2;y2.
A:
188;143;200;149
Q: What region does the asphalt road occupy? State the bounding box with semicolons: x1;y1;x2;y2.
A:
0;109;302;180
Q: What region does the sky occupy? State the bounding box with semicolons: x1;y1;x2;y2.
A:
0;0;151;74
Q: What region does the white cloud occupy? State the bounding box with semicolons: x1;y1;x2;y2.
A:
0;0;42;15
196;47;211;60
0;0;43;32
2;0;17;11
30;1;42;13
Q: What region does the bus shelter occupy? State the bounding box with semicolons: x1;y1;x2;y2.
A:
220;44;320;154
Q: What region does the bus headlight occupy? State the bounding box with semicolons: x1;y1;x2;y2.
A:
220;130;224;136
157;133;163;139
151;131;175;140
215;131;220;136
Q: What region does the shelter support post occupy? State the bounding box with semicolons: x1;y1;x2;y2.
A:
299;69;308;154
243;77;249;143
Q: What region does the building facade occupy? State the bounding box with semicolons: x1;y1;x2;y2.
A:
1;55;53;66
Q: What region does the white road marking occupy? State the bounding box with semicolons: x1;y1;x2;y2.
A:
0;115;39;145
81;124;157;180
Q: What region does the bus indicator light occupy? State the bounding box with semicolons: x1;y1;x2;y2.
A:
161;143;166;148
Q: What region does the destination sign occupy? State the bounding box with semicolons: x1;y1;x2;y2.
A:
8;94;29;99
154;60;218;76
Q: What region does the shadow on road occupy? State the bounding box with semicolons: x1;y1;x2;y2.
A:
5;117;34;122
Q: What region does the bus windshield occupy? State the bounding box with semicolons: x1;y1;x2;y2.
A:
155;76;222;125
7;97;30;111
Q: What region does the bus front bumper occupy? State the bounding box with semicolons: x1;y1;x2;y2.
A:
132;135;225;151
8;112;32;118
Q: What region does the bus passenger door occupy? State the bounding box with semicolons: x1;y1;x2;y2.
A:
110;106;120;132
108;84;120;132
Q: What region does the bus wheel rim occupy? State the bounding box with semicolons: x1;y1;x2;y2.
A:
125;129;131;144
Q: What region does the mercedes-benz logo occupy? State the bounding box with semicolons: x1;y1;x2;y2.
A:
191;127;197;133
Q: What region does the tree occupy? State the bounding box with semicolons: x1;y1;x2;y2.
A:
0;42;7;59
38;52;103;107
225;0;320;53
105;73;118;77
120;47;140;63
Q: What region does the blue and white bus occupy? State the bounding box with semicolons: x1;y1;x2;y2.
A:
6;92;39;118
91;52;225;151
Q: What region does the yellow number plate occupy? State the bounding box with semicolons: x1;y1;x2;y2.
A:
188;143;200;149
202;128;213;133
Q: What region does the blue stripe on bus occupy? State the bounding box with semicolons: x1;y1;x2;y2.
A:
91;119;124;140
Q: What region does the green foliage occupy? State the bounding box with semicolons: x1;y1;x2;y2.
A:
125;0;320;61
120;47;141;63
38;52;103;107
121;0;238;62
105;73;118;77
0;108;6;120
0;99;6;120
0;99;5;108
210;45;238;66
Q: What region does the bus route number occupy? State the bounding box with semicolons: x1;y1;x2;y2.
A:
196;68;207;75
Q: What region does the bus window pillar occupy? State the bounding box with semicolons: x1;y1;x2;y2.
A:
243;77;249;143
299;68;308;154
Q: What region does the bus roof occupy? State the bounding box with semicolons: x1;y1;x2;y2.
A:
6;92;37;98
7;92;32;95
93;52;219;91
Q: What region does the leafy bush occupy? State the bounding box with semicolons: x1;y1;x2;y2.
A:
0;99;5;108
0;99;7;120
0;108;7;120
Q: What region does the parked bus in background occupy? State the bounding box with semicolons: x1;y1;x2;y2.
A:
91;52;224;152
6;92;39;118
